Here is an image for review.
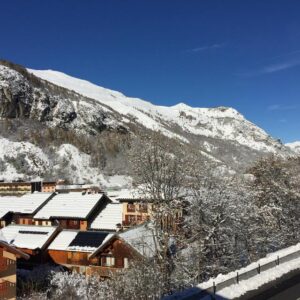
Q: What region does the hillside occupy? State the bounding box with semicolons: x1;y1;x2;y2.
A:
286;141;300;154
0;60;294;184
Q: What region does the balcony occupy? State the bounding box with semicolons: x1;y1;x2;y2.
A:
0;281;16;300
0;259;16;278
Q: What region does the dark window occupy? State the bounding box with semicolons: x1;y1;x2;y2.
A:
127;203;135;212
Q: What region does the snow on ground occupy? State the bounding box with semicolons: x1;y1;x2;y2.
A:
28;69;282;152
54;143;131;187
0;137;49;181
286;141;300;154
198;242;300;299
202;256;300;299
0;136;132;187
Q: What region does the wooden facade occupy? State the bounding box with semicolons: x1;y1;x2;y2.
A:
47;233;138;277
88;237;140;277
41;182;56;193
0;182;31;196
119;199;152;228
0;181;58;195
34;194;110;230
0;242;29;300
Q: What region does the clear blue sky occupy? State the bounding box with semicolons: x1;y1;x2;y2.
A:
1;0;300;142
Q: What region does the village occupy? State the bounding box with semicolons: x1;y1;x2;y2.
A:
0;180;183;300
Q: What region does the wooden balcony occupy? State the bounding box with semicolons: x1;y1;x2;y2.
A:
0;281;16;300
0;259;16;278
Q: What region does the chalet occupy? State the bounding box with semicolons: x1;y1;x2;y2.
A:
88;222;158;277
107;189;152;228
0;181;58;196
33;193;111;230
0;181;32;196
89;203;123;231
0;238;29;300
0;225;60;266
41;181;56;193
48;230;113;275
0;192;55;228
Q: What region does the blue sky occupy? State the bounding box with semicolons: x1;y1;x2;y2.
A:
1;0;300;142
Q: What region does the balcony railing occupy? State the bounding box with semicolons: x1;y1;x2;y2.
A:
0;281;16;300
0;259;16;278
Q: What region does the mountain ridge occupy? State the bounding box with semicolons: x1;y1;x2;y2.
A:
27;67;287;153
0;60;295;184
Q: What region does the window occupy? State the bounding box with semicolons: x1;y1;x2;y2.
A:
127;203;136;212
124;258;129;268
139;203;148;213
128;215;136;223
101;256;115;267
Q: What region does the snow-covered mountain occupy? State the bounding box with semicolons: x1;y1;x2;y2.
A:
0;60;294;183
28;68;285;153
286;142;300;154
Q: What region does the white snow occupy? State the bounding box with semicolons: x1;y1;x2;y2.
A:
197;242;300;298
0;224;58;250
33;192;105;219
90;203;123;231
48;230;78;251
49;230;114;253
28;68;282;152
0;137;49;181
119;222;158;258
212;257;300;298
285;141;300;154
0;192;53;217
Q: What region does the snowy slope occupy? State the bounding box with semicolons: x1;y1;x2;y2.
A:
0;136;131;187
28;69;286;153
285;141;300;154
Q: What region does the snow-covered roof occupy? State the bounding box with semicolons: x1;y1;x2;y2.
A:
0;225;58;250
106;188;145;201
48;230;78;251
34;192;106;219
0;192;54;218
90;222;158;259
90;203;122;231
48;230;113;252
119;222;157;258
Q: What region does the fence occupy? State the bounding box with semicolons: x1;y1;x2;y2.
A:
165;247;300;299
204;248;300;296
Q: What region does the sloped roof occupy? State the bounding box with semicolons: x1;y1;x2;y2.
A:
107;188;142;201
119;222;158;258
0;192;54;218
0;225;58;250
34;192;106;219
90;203;122;231
90;222;158;259
48;230;113;252
0;240;29;259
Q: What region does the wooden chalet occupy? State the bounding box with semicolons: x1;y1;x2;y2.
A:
33;192;111;230
108;189;183;232
0;192;55;228
41;181;56;193
0;181;32;196
88;222;158;277
0;239;29;300
107;189;152;228
0;225;60;267
48;230;113;275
